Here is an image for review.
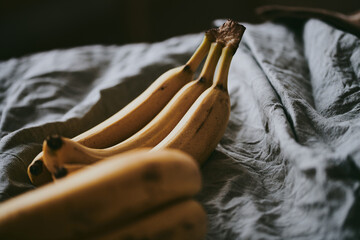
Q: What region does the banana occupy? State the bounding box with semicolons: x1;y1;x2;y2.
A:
27;30;216;186
152;21;246;165
0;148;201;240
88;199;207;240
41;42;223;177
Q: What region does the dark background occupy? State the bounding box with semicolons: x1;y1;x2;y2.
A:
0;0;358;61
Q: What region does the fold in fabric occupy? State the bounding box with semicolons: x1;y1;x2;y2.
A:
0;19;359;239
199;19;360;240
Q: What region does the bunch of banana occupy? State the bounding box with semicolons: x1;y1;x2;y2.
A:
41;41;224;178
27;29;217;186
0;149;206;240
29;19;246;182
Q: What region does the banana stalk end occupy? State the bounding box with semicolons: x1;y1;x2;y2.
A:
217;19;246;52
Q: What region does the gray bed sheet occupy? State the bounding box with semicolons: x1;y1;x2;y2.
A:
1;19;359;239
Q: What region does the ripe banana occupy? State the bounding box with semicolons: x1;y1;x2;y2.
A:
41;42;223;177
0;148;201;240
88;199;207;240
152;21;246;165
27;30;216;186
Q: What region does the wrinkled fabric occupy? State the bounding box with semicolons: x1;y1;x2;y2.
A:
1;19;360;239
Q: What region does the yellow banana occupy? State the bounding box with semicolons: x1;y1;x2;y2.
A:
89;199;207;240
0;148;201;239
152;21;246;165
41;42;223;177
27;30;216;186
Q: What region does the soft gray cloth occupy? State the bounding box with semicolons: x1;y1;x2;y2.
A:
1;19;359;239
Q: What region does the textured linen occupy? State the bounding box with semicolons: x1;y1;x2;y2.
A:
0;19;359;239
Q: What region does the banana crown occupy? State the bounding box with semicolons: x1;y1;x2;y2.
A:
217;19;246;50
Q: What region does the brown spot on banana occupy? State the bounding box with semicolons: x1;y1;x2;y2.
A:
142;164;161;182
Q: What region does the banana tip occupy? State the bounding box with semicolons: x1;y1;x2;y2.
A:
46;134;63;151
54;167;68;179
29;160;43;176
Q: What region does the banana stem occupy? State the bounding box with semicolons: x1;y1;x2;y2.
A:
185;35;213;72
212;46;234;91
198;42;223;83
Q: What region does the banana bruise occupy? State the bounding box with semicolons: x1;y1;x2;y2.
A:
88;199;207;240
152;45;240;165
0;149;201;240
27;31;216;186
41;42;224;177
